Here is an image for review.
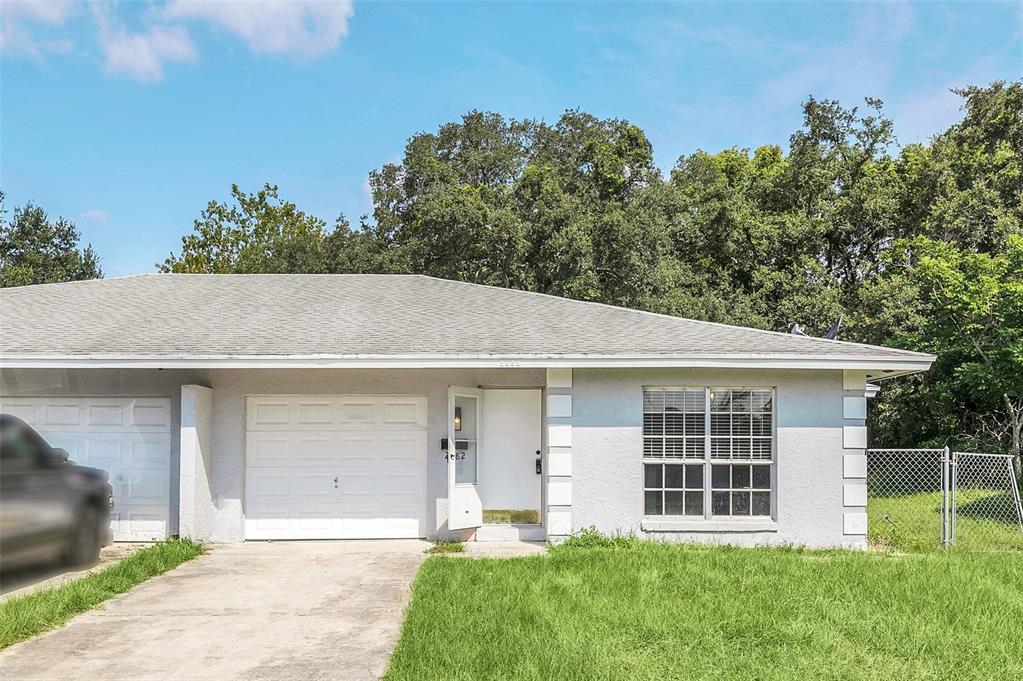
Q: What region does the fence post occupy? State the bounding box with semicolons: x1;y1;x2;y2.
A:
941;446;950;547
1009;456;1023;535
950;449;958;545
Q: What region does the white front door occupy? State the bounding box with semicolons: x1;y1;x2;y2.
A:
244;395;428;540
479;389;542;519
0;397;172;541
447;387;483;531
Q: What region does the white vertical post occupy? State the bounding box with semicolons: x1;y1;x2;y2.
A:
950;450;958;545
941;446;950;547
180;385;214;541
1008;457;1023;535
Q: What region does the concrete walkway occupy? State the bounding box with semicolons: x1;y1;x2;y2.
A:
463;540;547;557
0;540;428;681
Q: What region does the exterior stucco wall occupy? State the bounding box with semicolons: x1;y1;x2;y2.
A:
0;367;544;542
570;368;862;549
1;366;861;548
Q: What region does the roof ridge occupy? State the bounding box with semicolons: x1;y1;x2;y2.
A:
0;273;159;290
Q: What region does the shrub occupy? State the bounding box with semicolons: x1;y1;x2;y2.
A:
553;527;642;550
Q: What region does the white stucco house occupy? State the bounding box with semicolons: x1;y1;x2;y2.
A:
0;274;934;548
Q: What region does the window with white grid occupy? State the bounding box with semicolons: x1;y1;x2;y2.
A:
642;388;705;458
643;387;774;519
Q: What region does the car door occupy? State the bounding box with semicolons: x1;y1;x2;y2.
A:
0;418;72;559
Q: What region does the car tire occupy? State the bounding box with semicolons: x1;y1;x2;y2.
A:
65;504;101;566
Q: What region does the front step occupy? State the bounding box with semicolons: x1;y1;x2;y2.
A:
474;524;546;542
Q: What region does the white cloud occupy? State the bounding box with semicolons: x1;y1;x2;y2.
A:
98;24;197;82
0;0;76;58
92;4;197;83
164;0;353;58
81;208;111;222
3;1;354;81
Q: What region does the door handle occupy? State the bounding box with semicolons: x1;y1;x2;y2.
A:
334;476;339;489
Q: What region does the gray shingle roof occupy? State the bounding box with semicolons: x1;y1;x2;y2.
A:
0;274;933;366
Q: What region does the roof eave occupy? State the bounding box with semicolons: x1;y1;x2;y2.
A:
0;353;936;374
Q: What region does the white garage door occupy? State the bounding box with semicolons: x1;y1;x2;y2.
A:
244;395;428;540
0;397;172;541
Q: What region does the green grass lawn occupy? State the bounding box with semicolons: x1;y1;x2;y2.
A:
868;487;1023;551
426;541;465;554
385;541;1023;680
0;539;203;650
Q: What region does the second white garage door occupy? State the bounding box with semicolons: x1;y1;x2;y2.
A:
244;395;428;540
0;396;171;541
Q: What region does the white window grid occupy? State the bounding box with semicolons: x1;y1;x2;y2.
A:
643;387;775;519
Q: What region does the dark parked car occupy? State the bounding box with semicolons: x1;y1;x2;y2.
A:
0;414;114;571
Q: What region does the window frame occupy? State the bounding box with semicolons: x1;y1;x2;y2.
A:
642;386;777;521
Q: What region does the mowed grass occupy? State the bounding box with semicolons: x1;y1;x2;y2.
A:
0;539;203;650
385;541;1023;680
868;487;1023;551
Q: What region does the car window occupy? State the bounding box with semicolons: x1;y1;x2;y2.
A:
0;416;49;464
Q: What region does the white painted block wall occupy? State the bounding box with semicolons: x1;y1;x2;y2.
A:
569;368;859;548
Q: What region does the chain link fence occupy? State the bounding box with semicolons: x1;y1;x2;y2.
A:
866;448;1023;551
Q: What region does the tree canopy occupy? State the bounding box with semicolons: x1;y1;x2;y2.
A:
0;193;102;287
55;79;1023;462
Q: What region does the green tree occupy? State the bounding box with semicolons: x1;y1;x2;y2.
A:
161;80;1023;459
161;184;333;273
0;193;102;287
896;81;1022;252
901;237;1023;471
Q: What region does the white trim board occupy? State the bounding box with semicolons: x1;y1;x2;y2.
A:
1;355;934;375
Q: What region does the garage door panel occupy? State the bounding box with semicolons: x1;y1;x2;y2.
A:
381;475;426;497
112;510;167;541
251;401;292;427
247;395;428;431
0;397;171;541
338;473;381;503
294;469;338;499
129;400;171;429
120;470;170;505
296;436;337;465
87;404;126;426
246;506;290;529
382;400;425;425
295;400;334;425
247;468;292;500
42;403;81;426
244;395;428;540
338;401;375;425
338;433;376;457
294;509;334;532
0;399;35;422
249;435;292;466
131;434;172;466
82;438;127;468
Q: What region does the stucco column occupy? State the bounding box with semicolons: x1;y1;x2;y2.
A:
841;370;869;548
545;368;574;541
179;384;215;541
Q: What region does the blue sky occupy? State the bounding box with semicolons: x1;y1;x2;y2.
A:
2;1;1020;277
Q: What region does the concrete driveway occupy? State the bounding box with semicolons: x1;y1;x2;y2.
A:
0;540;428;681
